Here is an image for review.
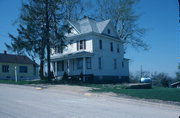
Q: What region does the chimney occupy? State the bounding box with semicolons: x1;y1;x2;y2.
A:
4;50;7;54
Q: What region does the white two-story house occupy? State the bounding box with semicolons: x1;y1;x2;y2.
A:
50;16;129;83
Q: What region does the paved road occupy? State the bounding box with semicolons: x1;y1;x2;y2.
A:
0;84;179;118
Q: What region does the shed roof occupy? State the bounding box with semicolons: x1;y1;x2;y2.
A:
0;53;39;66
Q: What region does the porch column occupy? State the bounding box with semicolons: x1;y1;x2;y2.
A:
55;62;57;76
67;59;70;75
83;57;86;82
50;62;53;71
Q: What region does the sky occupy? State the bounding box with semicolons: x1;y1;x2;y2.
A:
0;0;179;77
126;0;179;77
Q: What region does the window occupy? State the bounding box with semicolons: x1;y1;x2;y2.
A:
99;40;102;50
86;57;92;69
114;59;117;69
122;62;124;68
60;47;63;53
55;46;63;54
110;42;113;52
55;46;58;53
98;57;102;70
80;40;84;49
57;61;64;71
19;66;28;73
33;66;36;75
84;40;86;49
117;44;120;53
77;40;86;50
77;58;83;70
2;65;9;73
108;29;110;34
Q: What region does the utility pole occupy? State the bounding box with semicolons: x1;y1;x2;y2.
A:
140;65;142;78
15;66;17;82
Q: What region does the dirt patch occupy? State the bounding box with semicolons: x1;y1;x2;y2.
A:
48;85;92;93
27;84;180;107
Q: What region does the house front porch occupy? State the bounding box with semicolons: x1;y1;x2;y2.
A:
51;51;94;81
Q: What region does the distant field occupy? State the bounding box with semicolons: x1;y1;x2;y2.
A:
90;84;180;102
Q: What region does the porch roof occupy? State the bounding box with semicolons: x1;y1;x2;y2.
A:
51;51;93;61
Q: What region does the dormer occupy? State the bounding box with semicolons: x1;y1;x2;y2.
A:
65;21;81;37
101;21;119;38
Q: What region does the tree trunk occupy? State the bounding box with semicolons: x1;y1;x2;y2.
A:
39;59;44;80
47;44;51;82
45;0;51;83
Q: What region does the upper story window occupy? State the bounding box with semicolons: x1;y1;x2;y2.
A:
77;40;86;50
19;66;28;73
86;57;92;69
117;44;120;53
80;40;84;49
99;40;102;50
2;65;9;73
54;46;63;54
108;29;110;34
110;42;113;52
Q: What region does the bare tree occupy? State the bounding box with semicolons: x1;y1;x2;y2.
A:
95;0;148;50
151;72;172;87
62;0;85;21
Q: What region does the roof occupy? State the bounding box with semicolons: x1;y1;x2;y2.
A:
68;16;111;34
51;51;93;61
0;53;39;66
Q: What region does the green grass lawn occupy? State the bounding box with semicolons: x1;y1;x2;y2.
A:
90;84;180;102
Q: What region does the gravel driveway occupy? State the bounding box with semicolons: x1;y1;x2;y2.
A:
0;84;179;118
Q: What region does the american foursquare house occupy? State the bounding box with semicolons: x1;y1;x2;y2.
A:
0;51;39;80
50;17;129;83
